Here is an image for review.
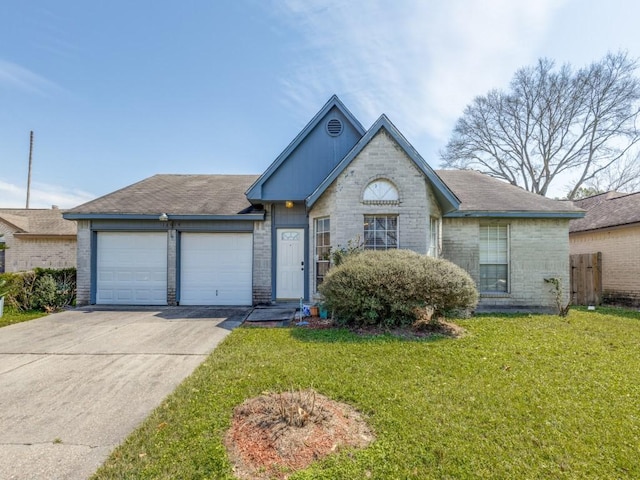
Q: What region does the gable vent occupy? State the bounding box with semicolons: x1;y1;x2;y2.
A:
326;118;343;136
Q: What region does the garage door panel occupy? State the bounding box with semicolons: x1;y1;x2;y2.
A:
97;232;167;305
180;233;252;306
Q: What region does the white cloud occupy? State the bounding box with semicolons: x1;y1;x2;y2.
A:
271;0;566;143
0;180;95;209
0;59;62;96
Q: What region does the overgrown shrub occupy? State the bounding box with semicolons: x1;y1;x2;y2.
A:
0;268;76;312
319;249;478;327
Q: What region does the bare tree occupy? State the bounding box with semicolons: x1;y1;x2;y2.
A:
581;151;640;193
441;52;640;199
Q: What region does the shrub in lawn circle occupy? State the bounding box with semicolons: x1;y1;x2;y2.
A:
319;249;478;327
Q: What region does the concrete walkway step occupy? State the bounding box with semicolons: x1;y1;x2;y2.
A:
243;306;298;326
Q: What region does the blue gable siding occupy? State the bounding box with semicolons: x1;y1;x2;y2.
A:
260;107;363;201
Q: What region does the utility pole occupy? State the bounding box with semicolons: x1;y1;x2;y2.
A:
26;131;34;209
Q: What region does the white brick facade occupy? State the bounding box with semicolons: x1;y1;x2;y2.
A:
75;221;91;306
443;218;571;311
308;130;442;294
253;204;272;304
306;130;571;311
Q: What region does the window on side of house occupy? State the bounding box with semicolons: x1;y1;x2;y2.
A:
428;216;440;257
315;217;330;289
364;215;398;250
479;224;509;293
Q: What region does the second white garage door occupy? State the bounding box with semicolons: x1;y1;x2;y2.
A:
180;233;253;305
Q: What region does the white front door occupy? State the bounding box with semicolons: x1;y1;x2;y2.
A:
276;228;305;299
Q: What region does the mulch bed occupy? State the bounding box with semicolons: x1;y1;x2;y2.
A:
225;390;374;479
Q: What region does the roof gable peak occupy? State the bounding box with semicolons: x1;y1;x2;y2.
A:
306;113;460;213
246;95;366;201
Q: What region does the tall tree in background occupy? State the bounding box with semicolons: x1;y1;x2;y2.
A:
441;52;640;199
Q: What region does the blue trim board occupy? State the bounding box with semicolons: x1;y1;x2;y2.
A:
246;95;366;201
63;213;264;221
90;230;97;304
175;231;182;304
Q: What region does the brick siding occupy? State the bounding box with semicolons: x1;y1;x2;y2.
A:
443;218;571;311
0;222;76;273
253;204;272;304
308;129;442;295
570;224;640;306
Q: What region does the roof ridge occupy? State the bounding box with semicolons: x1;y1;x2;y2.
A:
607;191;640;201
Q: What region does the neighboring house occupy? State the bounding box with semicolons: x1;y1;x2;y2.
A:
64;96;584;311
570;191;640;306
0;207;77;273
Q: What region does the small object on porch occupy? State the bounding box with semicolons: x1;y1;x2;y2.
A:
302;304;311;317
309;305;319;317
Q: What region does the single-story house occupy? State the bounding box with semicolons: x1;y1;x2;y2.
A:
64;95;584;311
570;191;640;306
0;207;77;273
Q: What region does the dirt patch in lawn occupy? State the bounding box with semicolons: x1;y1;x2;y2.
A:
225;389;374;479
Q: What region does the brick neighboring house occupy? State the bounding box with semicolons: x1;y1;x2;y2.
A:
64;95;584;311
0;208;77;273
570;191;640;306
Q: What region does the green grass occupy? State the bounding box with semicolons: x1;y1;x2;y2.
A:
92;308;640;479
0;307;46;328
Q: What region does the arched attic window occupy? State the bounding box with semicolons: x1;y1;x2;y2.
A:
363;179;399;204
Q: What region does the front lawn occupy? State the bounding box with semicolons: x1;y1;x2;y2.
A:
93;308;640;479
0;307;46;328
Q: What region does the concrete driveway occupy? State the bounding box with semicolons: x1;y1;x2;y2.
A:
0;306;248;480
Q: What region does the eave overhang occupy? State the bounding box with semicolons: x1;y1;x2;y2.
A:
444;210;586;219
62;213;265;221
13;233;77;239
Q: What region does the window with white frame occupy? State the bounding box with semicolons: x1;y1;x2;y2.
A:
428;216;440;257
364;215;398;250
363;179;399;203
479;224;509;293
315;217;330;288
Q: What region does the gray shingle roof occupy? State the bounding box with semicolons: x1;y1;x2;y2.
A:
67;174;261;215
65;170;584;218
570;191;640;232
435;170;583;214
0;208;77;236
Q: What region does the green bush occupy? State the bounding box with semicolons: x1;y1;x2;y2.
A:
319;249;478;327
32;275;58;311
0;268;76;312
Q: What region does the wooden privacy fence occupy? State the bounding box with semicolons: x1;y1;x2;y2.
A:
570;252;602;305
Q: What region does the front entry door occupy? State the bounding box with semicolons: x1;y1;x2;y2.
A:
276;228;305;299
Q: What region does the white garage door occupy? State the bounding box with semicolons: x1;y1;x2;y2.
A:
97;232;167;305
180;233;252;305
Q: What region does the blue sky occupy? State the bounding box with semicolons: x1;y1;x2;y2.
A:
1;0;639;208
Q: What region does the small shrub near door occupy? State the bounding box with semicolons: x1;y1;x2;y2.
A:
319;249;478;327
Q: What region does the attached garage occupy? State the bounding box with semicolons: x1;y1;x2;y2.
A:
179;232;253;305
96;232;168;305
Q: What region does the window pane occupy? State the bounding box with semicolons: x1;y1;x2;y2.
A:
479;225;508;292
315;217;331;289
363;215;398;250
